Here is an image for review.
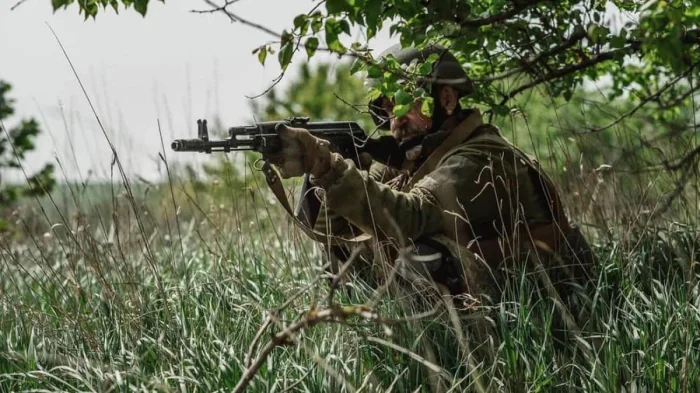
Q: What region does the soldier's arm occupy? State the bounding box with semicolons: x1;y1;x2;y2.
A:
311;151;490;243
312;161;401;237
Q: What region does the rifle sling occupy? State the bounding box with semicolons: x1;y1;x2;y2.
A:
403;109;484;191
261;161;372;246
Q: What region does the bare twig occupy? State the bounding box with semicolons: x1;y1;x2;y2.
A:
199;0;279;37
280;366;314;393
244;315;272;368
233;304;442;393
10;0;30;11
476;29;588;83
190;0;242;14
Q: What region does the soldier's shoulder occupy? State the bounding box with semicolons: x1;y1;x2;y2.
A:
443;123;522;161
444;123;542;171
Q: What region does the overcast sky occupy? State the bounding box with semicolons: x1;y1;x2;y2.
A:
1;0;393;182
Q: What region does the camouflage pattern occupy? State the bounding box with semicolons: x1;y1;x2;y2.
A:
309;113;593;302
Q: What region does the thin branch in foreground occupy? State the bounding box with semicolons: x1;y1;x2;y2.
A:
232;304;441;393
244;315;272;368
195;0;355;58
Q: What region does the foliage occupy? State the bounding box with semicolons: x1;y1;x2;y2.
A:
50;0;164;19
249;61;376;132
246;1;700;120
0;80;56;216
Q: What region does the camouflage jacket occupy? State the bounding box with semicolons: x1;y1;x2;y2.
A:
308;111;593;297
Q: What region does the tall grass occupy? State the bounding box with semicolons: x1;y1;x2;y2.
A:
1;147;698;392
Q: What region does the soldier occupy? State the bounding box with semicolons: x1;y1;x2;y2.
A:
265;43;595;308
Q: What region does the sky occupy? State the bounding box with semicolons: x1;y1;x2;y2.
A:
0;0;393;183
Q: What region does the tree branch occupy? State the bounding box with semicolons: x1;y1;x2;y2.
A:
10;0;30;11
478;29;588;83
198;0;279;37
666;145;700;171
583;59;700;133
194;0;356;58
499;47;623;105
454;0;548;28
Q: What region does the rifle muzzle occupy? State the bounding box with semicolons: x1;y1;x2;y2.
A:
171;139;204;151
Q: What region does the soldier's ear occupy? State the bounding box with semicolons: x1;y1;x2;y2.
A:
438;86;459;115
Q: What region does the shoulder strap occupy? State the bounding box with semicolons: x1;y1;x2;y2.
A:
403;109;484;191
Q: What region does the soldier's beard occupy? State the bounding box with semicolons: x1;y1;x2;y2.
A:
394;124;429;160
393;123;428;143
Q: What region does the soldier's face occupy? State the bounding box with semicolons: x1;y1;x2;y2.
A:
380;97;433;143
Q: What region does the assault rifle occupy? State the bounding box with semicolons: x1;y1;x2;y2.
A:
171;117;402;229
171;117;402;167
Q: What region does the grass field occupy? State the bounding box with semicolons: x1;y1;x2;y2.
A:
1;150;699;393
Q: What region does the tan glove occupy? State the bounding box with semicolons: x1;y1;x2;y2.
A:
265;123;333;179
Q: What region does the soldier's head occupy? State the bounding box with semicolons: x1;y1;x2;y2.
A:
365;44;472;144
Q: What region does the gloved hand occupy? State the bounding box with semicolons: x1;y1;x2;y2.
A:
265;123;333;179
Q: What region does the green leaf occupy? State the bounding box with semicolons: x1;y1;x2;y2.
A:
293;14;308;29
367;65;382;78
52;0;73;11
610;34;627;49
418;61;433;76
293;14;309;35
327;0;351;14
278;42;294;70
394;89;413;106
134;0;149;16
312;18;323;34
367;88;383;101
305;37;319;58
325;19;347;54
258;46;268;65
338;20;351;35
392;104;411;118
420;97;434;116
349;59;366;75
280;30;293;46
365;0;382;29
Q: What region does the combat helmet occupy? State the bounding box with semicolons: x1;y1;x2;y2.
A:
365;43;473;130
